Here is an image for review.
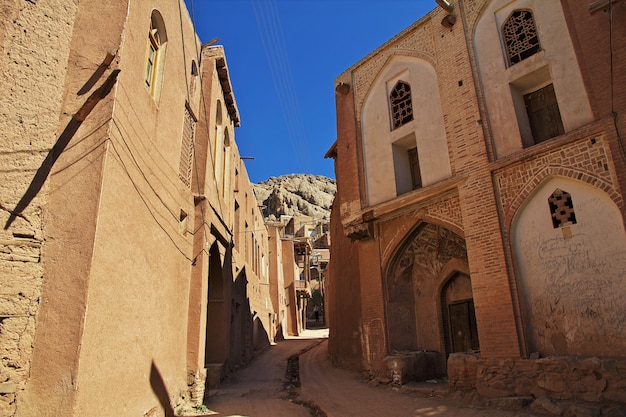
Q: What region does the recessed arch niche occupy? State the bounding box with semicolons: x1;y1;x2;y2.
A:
512;176;626;357
385;222;469;355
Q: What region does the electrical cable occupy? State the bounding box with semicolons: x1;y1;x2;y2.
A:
250;0;312;174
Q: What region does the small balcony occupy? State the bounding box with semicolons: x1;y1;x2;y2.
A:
295;279;311;298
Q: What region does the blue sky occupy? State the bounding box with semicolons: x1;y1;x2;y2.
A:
185;0;434;183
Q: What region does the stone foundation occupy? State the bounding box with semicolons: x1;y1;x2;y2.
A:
448;353;626;406
188;368;207;405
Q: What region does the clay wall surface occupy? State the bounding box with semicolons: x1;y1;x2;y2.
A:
280;240;300;336
0;1;78;416
268;224;288;341
12;1;205;416
62;3;204;415
198;45;274;376
231;155;273;354
1;0;279;415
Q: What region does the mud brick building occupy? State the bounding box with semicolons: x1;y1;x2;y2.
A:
326;0;626;409
0;1;292;416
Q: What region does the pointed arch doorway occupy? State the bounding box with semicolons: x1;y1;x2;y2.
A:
441;272;479;356
385;222;477;378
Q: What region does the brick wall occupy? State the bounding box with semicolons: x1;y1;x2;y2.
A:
357;238;386;374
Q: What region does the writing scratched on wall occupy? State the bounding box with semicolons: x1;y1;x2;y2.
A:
523;233;626;356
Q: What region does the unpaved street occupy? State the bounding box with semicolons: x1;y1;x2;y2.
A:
205;329;538;417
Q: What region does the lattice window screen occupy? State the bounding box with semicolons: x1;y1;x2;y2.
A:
179;107;196;188
390;81;414;130
502;10;541;66
548;188;577;228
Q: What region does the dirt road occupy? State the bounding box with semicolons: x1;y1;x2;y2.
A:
204;329;538;417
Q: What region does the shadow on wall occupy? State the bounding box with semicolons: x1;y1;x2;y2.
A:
149;361;175;417
253;316;270;352
3;67;120;230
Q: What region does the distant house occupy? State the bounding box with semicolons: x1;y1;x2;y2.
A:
327;0;626;409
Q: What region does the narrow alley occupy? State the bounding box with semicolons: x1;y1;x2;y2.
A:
203;329;539;417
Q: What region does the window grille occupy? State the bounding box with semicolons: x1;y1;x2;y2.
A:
548;189;577;228
390;81;414;129
503;10;540;66
179;107;195;188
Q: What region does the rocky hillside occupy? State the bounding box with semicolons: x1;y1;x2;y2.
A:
252;174;336;221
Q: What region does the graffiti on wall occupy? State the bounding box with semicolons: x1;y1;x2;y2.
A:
512;179;626;357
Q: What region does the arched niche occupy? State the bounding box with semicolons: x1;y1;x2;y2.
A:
511;176;626;357
385;222;468;354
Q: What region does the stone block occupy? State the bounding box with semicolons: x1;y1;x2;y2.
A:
563;403;600;417
530;397;563;415
476;380;515;398
538;373;569;394
447;352;478;390
603;405;626;417
485;396;533;410
0;383;15;394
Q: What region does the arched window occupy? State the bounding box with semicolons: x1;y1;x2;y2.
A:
502;9;540;66
390;81;414;130
189;60;198;97
145;11;167;97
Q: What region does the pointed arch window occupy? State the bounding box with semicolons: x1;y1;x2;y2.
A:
145;11;167;97
502;9;540;66
548;189;577;228
390;81;414;130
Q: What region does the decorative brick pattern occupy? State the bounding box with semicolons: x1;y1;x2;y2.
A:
352;19;436;121
422;195;464;231
494;136;622;224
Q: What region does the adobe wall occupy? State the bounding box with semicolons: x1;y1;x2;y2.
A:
0;1;78;416
268;224;288;341
234;158;274;356
281;240;300;336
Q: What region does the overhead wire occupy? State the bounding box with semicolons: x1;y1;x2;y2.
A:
250;0;312;174
107;127;194;262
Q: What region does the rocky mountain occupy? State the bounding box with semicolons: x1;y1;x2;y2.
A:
252;174;336;221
